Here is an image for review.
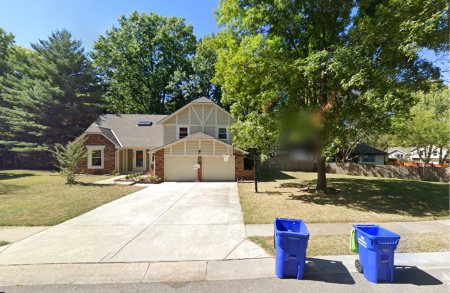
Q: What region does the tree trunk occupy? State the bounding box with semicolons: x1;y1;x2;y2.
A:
316;156;327;191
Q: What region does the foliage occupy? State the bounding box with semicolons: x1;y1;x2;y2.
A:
390;86;449;164
92;11;197;114
0;28;14;77
213;0;448;189
51;138;88;184
0;29;102;152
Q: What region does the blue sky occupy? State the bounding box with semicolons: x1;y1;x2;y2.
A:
0;0;220;51
1;0;447;81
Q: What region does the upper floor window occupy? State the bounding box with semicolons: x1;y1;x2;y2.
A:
218;128;227;140
362;155;375;162
432;150;438;156
179;127;188;139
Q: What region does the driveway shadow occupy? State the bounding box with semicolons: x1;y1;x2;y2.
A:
392;266;443;286
302;257;355;284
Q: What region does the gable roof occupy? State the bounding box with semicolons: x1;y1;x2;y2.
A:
85;114;168;148
350;144;388;155
387;147;413;155
156;97;228;125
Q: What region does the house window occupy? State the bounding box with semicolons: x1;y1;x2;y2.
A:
87;146;105;169
179;127;188;139
362;155;375;162
218;128;227;140
395;154;404;159
432;150;438;156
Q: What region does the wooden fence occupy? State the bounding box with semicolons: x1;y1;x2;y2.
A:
325;162;449;182
260;157;315;172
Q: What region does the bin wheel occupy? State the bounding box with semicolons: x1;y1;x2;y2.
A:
355;259;363;274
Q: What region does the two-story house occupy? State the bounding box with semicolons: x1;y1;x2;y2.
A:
77;97;252;181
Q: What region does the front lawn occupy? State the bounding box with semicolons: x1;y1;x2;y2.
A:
239;171;449;224
249;231;450;257
0;170;143;226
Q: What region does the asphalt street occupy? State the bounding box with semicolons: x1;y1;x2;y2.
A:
1;268;448;293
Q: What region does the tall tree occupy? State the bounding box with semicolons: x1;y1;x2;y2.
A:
0;30;101;152
213;0;448;190
92;11;197;114
0;28;14;77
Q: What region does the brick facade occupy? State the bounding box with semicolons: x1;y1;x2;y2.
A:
78;134;116;174
197;156;202;181
235;150;254;180
155;148;165;181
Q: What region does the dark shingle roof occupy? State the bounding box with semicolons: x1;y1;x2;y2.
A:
351;144;388;155
85;114;168;148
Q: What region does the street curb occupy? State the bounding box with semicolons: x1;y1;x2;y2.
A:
0;252;448;286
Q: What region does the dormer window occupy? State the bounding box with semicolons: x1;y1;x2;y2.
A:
179;127;188;139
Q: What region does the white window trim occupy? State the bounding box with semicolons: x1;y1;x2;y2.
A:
178;125;189;140
216;126;228;141
87;145;105;169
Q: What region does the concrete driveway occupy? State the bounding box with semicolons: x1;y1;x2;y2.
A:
0;182;268;265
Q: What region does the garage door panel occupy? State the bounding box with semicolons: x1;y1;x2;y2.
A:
203;157;235;181
165;157;198;181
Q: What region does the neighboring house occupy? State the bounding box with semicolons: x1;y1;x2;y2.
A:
387;147;412;161
343;144;387;165
388;146;449;164
410;146;449;164
329;144;387;165
77;97;253;181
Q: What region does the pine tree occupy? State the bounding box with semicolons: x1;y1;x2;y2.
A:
0;29;102;152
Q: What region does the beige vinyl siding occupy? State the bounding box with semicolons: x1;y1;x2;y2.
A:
204;126;215;137
177;108;189;124
190;125;202;135
217;110;228;125
201;141;214;155
204;106;215;124
164;115;176;125
214;142;227;155
193;105;203;122
172;142;185;155
190;108;201;124
118;150;124;172
186;141;199;155
164;125;176;145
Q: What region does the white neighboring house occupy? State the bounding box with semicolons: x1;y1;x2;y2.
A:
410;146;449;164
387;147;413;161
388;146;449;164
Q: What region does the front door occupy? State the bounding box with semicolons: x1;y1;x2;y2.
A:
134;150;145;171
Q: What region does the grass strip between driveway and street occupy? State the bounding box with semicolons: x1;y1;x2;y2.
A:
249;231;450;257
239;171;449;224
0;170;144;226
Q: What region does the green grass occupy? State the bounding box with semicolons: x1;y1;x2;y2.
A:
249;231;450;257
0;170;144;226
239;171;449;224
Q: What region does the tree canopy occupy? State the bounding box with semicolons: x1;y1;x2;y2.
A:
92;11;198;114
0;29;101;152
213;0;448;189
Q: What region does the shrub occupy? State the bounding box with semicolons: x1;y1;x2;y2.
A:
51;137;88;184
139;177;145;181
125;175;129;179
114;172;120;175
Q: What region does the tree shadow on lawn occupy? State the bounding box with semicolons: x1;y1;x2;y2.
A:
281;178;449;218
0;172;36;181
260;171;297;181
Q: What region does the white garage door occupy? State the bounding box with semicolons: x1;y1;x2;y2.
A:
203;157;235;181
165;157;198;181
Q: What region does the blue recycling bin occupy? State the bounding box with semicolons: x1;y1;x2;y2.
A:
354;224;400;283
274;218;310;279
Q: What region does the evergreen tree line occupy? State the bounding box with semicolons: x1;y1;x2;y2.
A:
0;11;220;153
